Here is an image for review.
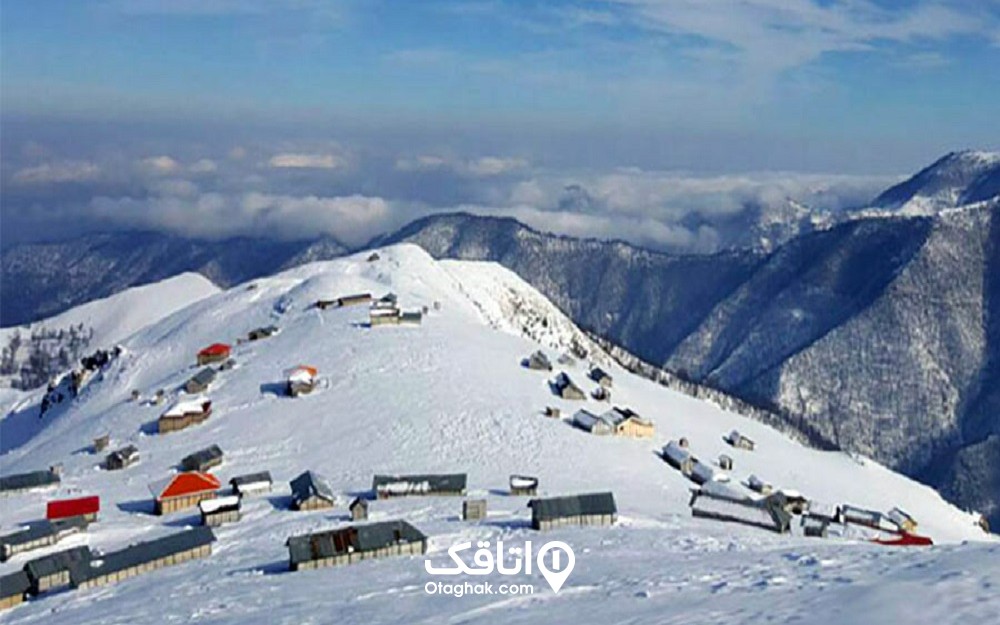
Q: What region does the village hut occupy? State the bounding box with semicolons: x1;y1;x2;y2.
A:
887;507;918;533
230;472;273;497
247;325;279;341
574;406;654;438
73;527;216;590
802;514;832;538
589;367;613;388
1;518;87;562
184;367;217;394
745;474;773;495
200;495;241;527
718;454;734;471
196;343;231;366
286;365;318;397
0;571;30;610
105;445;139;470
690;460;721;485
528;492;617;530
46;496;100;523
315;299;338;310
725;429;756;451
22;545;92;595
369;303;401;326
591;386;610;402
509;475;539;496
350;497;369;521
841;504;886;530
149;472;222;515
525;351;553;371
399;310;423;325
158;398;212;434
92;434;110;453
0;467;61;495
543;406;561;418
553;372;586;400
181;445;224;472
290;471;336;511
287;520;427;571
689;488;791;534
367;252;381;262
662;441;695;475
678;437;690;448
372;474;467;499
463;499;487;521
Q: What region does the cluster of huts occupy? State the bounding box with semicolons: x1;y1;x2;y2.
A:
573;406;654;438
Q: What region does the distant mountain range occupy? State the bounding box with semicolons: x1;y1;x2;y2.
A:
3;150;999;527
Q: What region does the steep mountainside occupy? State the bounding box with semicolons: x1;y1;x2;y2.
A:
0;232;347;326
870;150;1000;214
0;245;993;625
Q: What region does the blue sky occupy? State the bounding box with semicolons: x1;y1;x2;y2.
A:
1;1;998;248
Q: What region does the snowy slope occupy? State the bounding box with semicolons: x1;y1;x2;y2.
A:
0;245;995;625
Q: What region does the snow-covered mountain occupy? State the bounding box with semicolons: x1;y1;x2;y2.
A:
869;150;1000;215
0;245;994;624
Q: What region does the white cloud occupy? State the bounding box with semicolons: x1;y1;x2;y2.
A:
189;159;218;174
395;154;528;177
466;156;528;176
11;161;101;184
268;152;347;169
139;155;181;175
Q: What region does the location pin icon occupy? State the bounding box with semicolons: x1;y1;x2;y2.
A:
536;541;575;593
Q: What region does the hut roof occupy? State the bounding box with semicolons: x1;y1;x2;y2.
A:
46;496;100;521
188;367;217;387
199;495;240;514
287;520;425;565
230;472;272;488
372;473;467;495
181;445;224;471
528;492;617;521
287;365;318;383
162;398;211;418
0;469;60;492
74;527;215;585
149;472;221;500
662;441;692;465
23;545;92;583
108;445;139;461
198;343;231;358
0;570;30;597
290;471;335;503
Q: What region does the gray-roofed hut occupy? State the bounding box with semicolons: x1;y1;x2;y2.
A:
0;571;30;610
0;467;60;495
287;520;427;571
372;473;467;499
105;445;139;471
528;492;617;530
553;372;586;400
184;367;217;394
230;472;272;497
290;471;335;511
1;518;87;562
181;445;224;472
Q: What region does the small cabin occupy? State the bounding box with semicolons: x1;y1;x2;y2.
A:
149;472;222;515
370;306;401;326
591;386;610;402
372;473;467;499
525;351;553;371
338;293;373;307
200;495;241;527
725;429;756;451
92;434;110;453
367;252;380;262
841;504;884;529
72;528;215;591
158;399;213;434
543;406;561;419
553;372;586;400
745;474;772;495
287;520;427;571
247;325;279;341
509;475;538;496
678;437;690;448
589;367;613;388
105;445;139;470
662;441;694;475
46;495;100;523
887;507;918;533
181;445;224;472
184;367;217;394
349;497;369;521
23;545;92;595
286;365;318;397
528;492;617;530
574;406;653;438
718;454;733;471
690;460;720;485
802;514;831;538
0;571;30;611
290;471;336;511
196;343;231;366
689;489;791;534
0;467;61;495
230;472;272;497
1;518;87;562
463;499;487;521
399;310;423;325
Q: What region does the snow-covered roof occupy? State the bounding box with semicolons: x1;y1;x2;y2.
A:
199;495;240;514
163;398;210;418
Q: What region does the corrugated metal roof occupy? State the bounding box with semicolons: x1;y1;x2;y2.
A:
528;492;617;521
290;471;335;503
181;445;224;471
0;469;60;492
1;517;87;548
24;545;92;582
287;520;425;565
188;367;217;386
0;570;30;597
372;473;467;495
73;527;216;584
230;472;272;487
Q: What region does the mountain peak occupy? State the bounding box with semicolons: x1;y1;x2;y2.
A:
871;149;1000;214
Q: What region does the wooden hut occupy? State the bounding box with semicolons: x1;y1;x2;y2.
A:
105;445;139;470
543;406;561;418
372;474;467;499
290;471;336;511
23;545;92;595
0;571;30;610
46;495;100;523
181;445;224;472
73;527;215;590
230;472;273;497
200;495;241;527
525;351;553;371
553;372;586;400
350;497;369;521
509;475;538;496
463;499;487;521
725;429;756;451
149;472;221;515
589;367;613;388
841;504;885;530
338;293;373;307
887;507;918;533
287;520;427;571
399;310;423;326
718;454;734;471
369;305;401;326
158;398;212;434
286;365;318;397
591;386;611;402
745;474;773;495
529;492;617;530
92;434;110;453
196;343;231;366
0;467;60;495
662;441;695;475
1;518;87;562
689;488;791;534
247;325;279;341
184;367;217;394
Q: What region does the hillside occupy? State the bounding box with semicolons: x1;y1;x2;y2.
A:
0;245;995;624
